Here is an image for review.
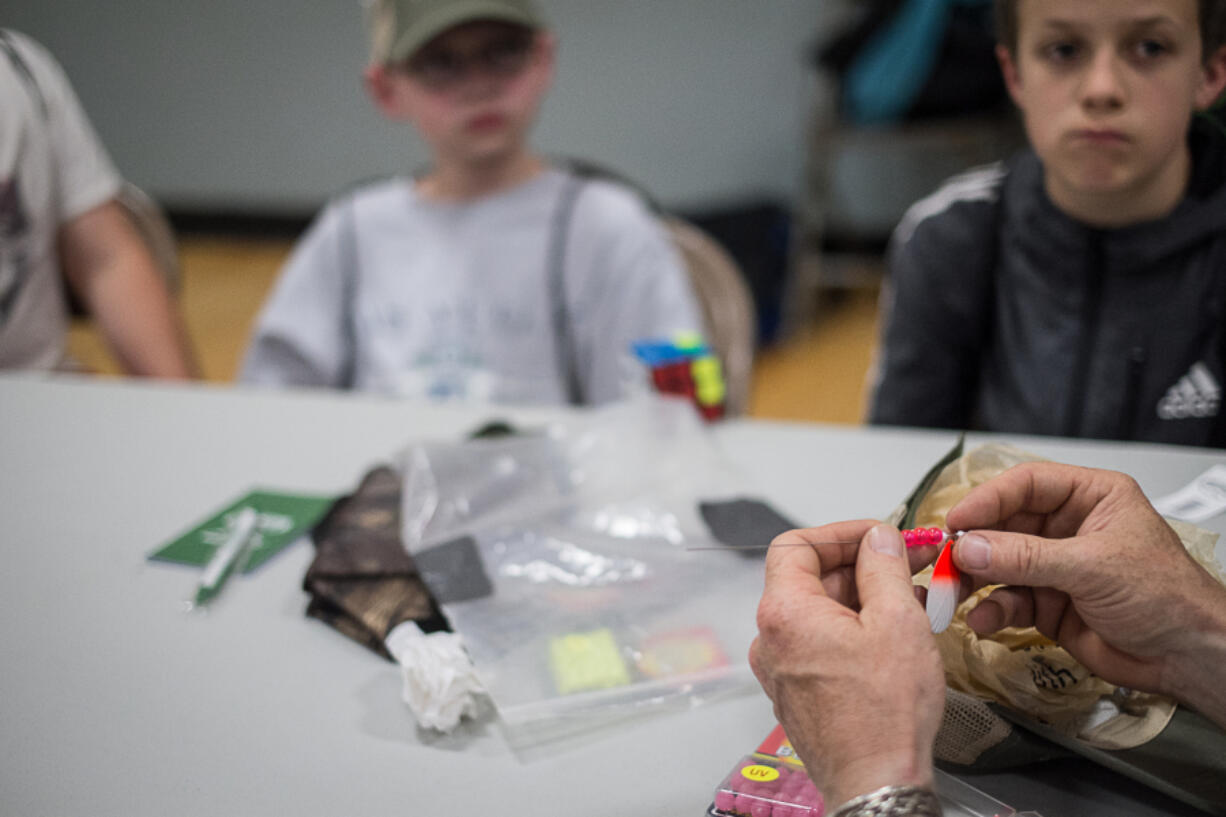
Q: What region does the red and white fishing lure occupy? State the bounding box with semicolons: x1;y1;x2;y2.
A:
922;531;963;634
690;526;964;633
902;527;963;633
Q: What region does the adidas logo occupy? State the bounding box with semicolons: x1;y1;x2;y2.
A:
1157;362;1221;420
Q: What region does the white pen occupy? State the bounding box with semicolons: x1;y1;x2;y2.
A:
193;506;259;607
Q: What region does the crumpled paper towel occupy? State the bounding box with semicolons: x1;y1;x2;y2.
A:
385;621;486;731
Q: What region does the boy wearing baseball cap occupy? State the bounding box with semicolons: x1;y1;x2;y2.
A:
241;0;702;404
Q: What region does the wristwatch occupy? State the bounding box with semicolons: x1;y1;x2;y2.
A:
830;784;942;817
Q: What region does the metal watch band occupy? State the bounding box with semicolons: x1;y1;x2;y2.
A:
830;785;942;817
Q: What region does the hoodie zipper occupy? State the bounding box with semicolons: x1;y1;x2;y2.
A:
1120;346;1147;439
1064;233;1105;437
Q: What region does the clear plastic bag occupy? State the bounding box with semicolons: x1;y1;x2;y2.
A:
399;396;768;754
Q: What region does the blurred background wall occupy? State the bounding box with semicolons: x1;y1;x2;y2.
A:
6;0;845;216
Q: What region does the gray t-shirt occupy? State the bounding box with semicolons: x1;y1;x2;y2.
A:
0;30;121;369
240;169;703;405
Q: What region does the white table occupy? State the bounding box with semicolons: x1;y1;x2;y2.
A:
2;374;1223;817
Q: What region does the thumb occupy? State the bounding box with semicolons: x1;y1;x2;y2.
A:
954;529;1085;590
854;524;918;606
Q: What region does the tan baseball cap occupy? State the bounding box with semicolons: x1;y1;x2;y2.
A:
367;0;545;64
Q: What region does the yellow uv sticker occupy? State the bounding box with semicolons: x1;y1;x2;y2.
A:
740;765;780;783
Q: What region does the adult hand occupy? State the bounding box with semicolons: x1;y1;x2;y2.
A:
750;522;945;806
947;462;1226;727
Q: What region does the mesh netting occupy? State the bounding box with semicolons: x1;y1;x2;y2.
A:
934;688;1013;765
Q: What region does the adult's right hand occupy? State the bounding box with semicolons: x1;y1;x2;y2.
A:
945;462;1226;728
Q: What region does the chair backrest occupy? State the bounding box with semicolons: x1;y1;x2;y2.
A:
662;216;756;416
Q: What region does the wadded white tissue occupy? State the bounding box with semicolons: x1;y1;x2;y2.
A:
384;621;485;732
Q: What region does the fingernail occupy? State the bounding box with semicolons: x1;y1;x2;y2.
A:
866;525;902;557
958;533;991;570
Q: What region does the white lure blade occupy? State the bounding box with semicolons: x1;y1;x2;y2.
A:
925;538;960;634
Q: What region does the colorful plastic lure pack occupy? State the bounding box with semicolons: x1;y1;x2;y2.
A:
706;725;1032;817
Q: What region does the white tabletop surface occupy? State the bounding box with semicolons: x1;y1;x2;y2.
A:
2;373;1223;817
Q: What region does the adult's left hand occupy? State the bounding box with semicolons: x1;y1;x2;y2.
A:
749;521;945;807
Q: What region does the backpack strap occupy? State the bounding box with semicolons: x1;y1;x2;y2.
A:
0;30;48;120
336;196;362;389
547;173;586;405
545;158;663;406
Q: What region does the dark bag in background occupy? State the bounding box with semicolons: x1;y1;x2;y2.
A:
815;0;1004;125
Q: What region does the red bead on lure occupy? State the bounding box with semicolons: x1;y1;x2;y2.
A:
901;527;947;549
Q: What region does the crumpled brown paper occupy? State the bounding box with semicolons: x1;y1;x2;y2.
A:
910;443;1223;752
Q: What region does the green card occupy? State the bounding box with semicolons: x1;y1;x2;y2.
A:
148;489;335;572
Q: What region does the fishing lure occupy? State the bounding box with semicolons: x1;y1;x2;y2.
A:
898;527;964;633
687;526;951;551
690;526;964;634
924;532;963;634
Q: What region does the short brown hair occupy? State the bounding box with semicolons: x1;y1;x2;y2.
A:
994;0;1226;61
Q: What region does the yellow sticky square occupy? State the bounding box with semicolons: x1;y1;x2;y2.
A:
549;629;631;694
